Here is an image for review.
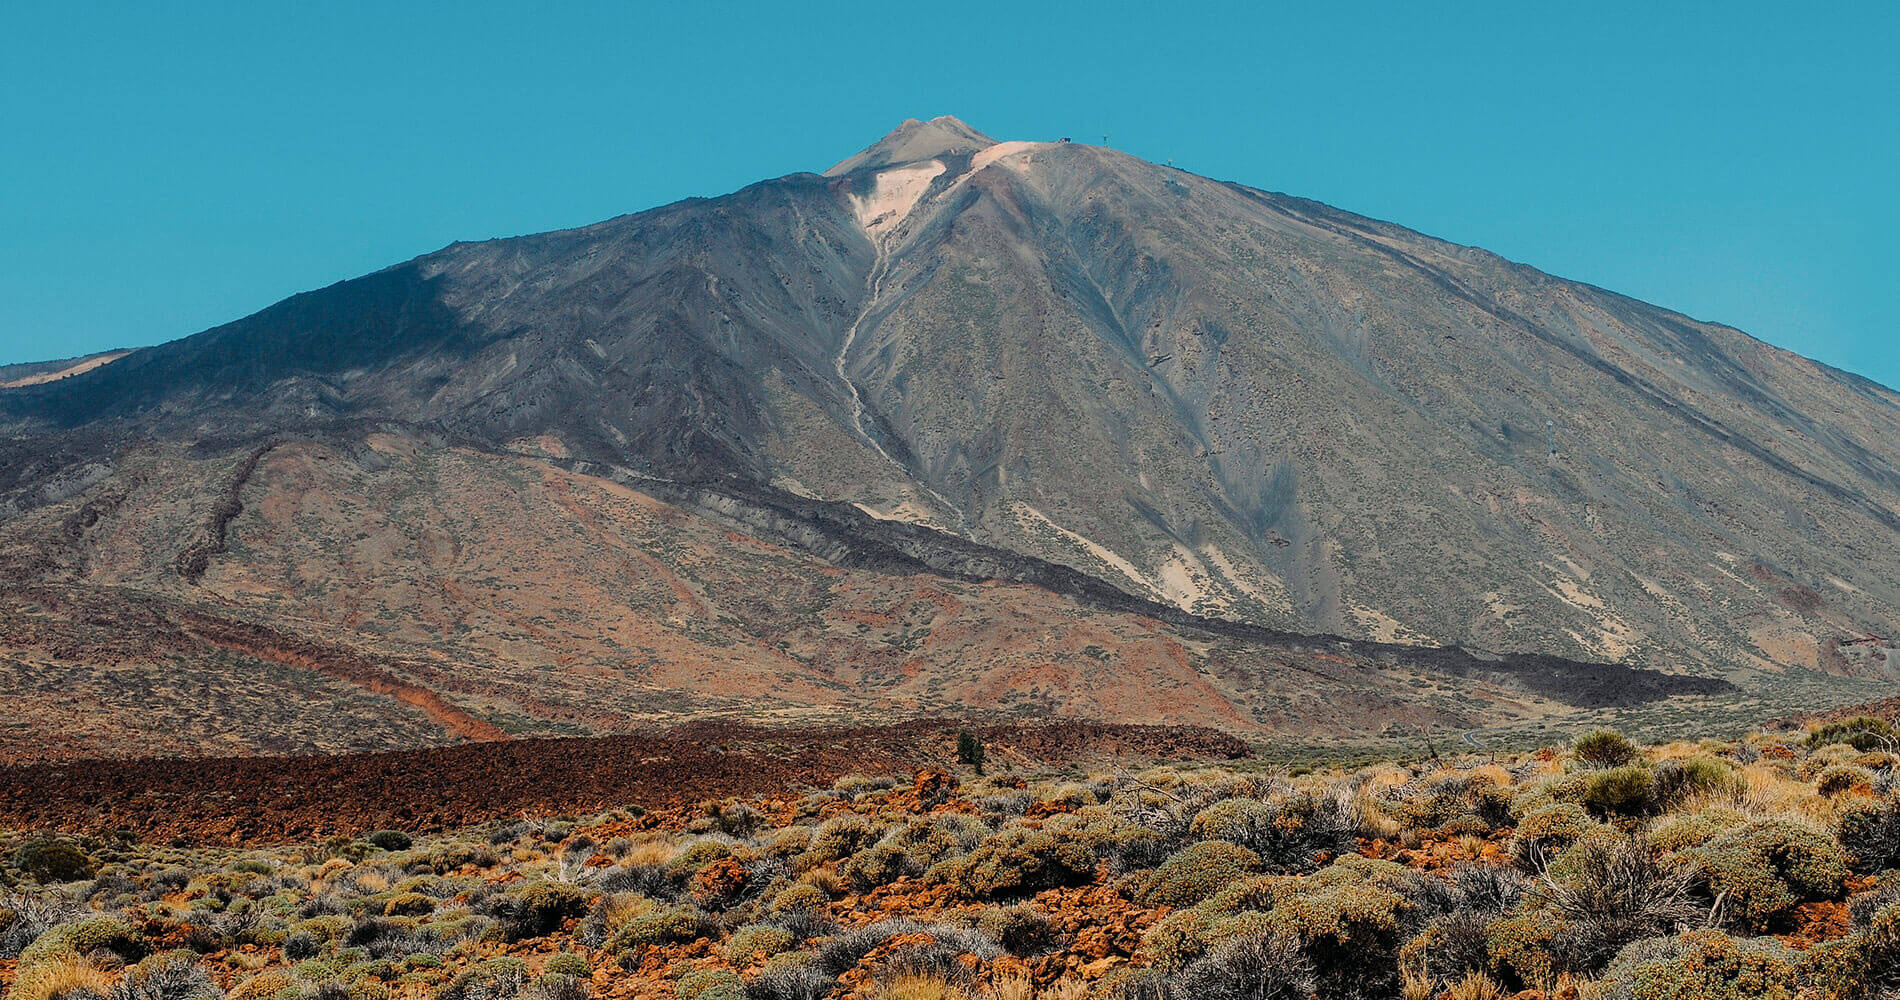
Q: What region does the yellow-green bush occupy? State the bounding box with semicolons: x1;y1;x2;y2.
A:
1690;819;1847;930
1597;929;1797;1000
18;914;145;969
727;923;795;965
1574;729;1641;768
1510;802;1597;870
1135;841;1262;908
943;828;1096;900
1582;765;1658;818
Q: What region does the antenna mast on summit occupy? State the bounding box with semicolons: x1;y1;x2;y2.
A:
1546;420;1557;462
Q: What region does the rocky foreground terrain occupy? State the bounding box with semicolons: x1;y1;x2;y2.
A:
5;707;1900;1000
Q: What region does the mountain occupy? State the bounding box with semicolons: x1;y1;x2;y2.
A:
1;116;1893;760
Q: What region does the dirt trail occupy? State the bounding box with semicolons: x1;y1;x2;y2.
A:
176;610;506;742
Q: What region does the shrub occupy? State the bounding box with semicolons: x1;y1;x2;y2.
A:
481;881;589;941
772;883;827;912
1582;766;1657;818
1261;856;1421;999
12;840;95;883
804;816;876;867
382;893;434;917
975;904;1055;956
607;905;707;950
1691;819;1848;930
1807;716;1896;752
1596;929;1797;1000
1574;730;1640;768
1801;898;1900;999
1817;764;1874;796
1138;842;1262;908
1836;795;1900;873
1510;803;1595;871
365;831;413;852
542;953;590;978
1647;809;1743;855
728;923;795;965
1168;932;1314;1000
1484;912;1565;994
1651;757;1745;809
948;829;1096;900
112;953;223;1000
525;973;590;1000
1532;834;1701;972
18;914;145;969
956;731;985;775
440;958;532;1000
1398;910;1492;982
1191;795;1353;874
676;969;744;1000
743;954;833;1000
842;842;918;892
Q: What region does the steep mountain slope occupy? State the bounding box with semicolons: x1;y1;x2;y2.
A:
1;117;1895;759
0;434;1739;762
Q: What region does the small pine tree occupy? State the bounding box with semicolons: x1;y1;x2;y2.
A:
957;729;986;775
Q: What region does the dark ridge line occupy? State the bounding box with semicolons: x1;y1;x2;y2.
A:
174;440;280;582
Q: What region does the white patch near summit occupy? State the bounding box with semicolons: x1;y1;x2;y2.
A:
850;162;946;237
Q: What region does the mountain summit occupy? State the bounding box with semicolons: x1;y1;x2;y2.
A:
824;115;998;176
0;118;1894;758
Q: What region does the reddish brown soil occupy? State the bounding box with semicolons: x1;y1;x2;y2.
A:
0;719;1247;846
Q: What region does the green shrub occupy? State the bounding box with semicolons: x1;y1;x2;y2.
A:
957;730;986;775
382;892;435;916
11;839;94;883
947;828;1096;900
1690;819;1848;930
1652;757;1745;808
542;953;591;978
1836;796;1900;873
366;831;413;852
485;880;589;940
1191;795;1353;874
607;905;707;950
1582;766;1657;818
1486;911;1567;992
18;914;146;968
1597;929;1797;1000
803;816;876;867
675;968;743;1000
1260;855;1420;999
1817;764;1874;796
841;841;917;891
667;839;736;877
773;883;828;911
727;923;795;965
1138;907;1216;970
1137;842;1262;908
1510;803;1596;870
975;904;1056;956
1807;716;1896;752
1574;730;1641;768
1648;808;1743;855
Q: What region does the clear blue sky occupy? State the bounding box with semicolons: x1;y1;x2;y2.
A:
3;2;1895;388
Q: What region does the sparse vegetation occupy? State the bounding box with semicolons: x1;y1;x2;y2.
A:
3;712;1898;1000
